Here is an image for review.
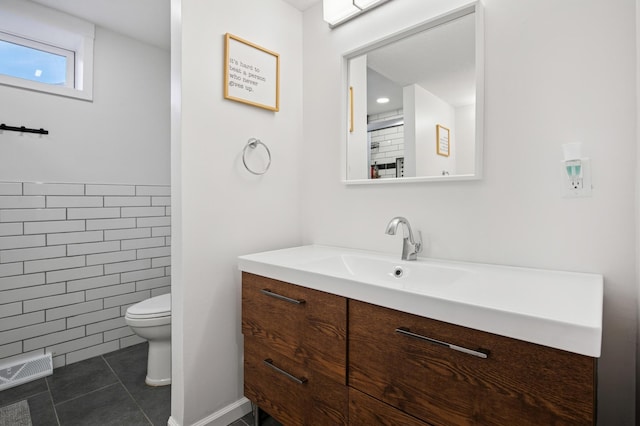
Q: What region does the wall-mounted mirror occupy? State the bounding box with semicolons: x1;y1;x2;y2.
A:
344;2;484;184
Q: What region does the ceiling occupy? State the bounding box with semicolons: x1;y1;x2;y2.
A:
365;12;476;116
29;0;320;50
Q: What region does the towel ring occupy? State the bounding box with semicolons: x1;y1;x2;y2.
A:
242;138;271;175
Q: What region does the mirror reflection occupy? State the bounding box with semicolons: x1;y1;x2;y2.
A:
346;4;482;182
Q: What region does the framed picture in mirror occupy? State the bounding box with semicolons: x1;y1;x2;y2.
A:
436;124;450;157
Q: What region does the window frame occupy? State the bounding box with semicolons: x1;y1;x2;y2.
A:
0;0;95;101
0;31;75;89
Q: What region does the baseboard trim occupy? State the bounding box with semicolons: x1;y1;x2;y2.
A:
167;397;252;426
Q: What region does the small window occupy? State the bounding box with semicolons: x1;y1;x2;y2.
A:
0;0;94;101
0;32;74;88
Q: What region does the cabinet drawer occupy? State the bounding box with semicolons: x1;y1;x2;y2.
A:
244;336;348;425
242;272;347;383
349;387;432;426
348;300;595;426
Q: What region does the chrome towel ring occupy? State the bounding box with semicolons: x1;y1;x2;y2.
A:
242;138;271;175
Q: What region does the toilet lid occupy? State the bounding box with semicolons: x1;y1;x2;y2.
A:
126;293;171;319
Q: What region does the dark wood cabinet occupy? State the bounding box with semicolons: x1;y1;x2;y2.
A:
242;272;348;425
348;300;596;425
242;273;596;425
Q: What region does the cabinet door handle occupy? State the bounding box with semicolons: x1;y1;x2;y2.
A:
260;289;306;305
395;327;489;359
263;359;308;384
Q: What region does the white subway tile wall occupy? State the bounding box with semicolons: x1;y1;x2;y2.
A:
0;182;171;368
369;109;405;179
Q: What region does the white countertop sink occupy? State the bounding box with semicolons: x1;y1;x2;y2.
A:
238;245;603;357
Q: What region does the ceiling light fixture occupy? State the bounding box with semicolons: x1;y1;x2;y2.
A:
376;97;390;104
323;0;391;28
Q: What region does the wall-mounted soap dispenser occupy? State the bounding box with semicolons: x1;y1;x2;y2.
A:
561;143;592;198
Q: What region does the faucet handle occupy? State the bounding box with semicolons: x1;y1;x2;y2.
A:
414;230;423;254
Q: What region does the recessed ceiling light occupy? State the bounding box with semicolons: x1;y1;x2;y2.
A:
376;97;390;104
34;69;42;77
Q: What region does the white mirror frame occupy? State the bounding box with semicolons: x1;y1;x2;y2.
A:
342;1;484;185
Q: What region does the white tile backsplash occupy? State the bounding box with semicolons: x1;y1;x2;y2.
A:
137;246;171;260
67;274;121;293
0;196;45;209
86;283;135;301
86;218;136;230
1;208;67;223
23;292;85;313
136;186;171;196
121;207;165;218
67;208;121;220
67;241;121;256
1;246;67;263
0;183;22;196
0;181;170;367
23;327;86;352
45;300;103;321
0;262;23;277
47;334;103;359
104;197;151;207
0;235;46;250
67;307;120;328
85;185;135;196
46;196;104;208
46;265;103;284
0;302;22;318
23;183;85;196
137;216;170;228
1;283;67;304
0;311;45;333
121;237;164;251
0;273;46;291
86;250;136;266
25;256;86;274
24;220;85;235
104;228;151;241
0;223;23;236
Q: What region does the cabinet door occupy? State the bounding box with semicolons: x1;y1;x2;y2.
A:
244;337;348;425
348;300;596;426
349;387;432;426
242;272;347;384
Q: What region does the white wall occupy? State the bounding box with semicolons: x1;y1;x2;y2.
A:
302;0;636;424
0;26;170;185
455;103;476;175
172;0;303;424
404;84;456;176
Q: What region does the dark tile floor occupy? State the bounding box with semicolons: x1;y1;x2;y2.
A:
0;343;283;426
0;343;170;426
229;410;282;426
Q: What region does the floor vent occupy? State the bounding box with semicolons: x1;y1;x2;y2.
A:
0;353;53;391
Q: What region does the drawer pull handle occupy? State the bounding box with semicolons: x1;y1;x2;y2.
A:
261;289;306;305
263;359;308;384
395;327;489;359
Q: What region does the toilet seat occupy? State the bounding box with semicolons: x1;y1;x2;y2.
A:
126;293;171;320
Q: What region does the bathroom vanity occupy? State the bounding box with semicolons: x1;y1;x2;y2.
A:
239;245;602;425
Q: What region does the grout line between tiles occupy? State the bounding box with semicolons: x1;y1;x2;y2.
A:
52;381;119;407
101;354;154;425
44;376;62;426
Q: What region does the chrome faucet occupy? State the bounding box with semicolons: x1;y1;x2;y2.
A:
385;216;422;261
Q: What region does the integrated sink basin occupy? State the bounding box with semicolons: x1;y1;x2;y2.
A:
302;254;470;291
238;245;603;357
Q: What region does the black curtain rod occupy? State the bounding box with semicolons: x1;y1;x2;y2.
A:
0;123;49;135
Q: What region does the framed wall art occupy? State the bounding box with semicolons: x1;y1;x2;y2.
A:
436;124;450;157
224;33;280;111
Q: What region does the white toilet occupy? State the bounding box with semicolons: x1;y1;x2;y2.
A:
125;293;172;386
